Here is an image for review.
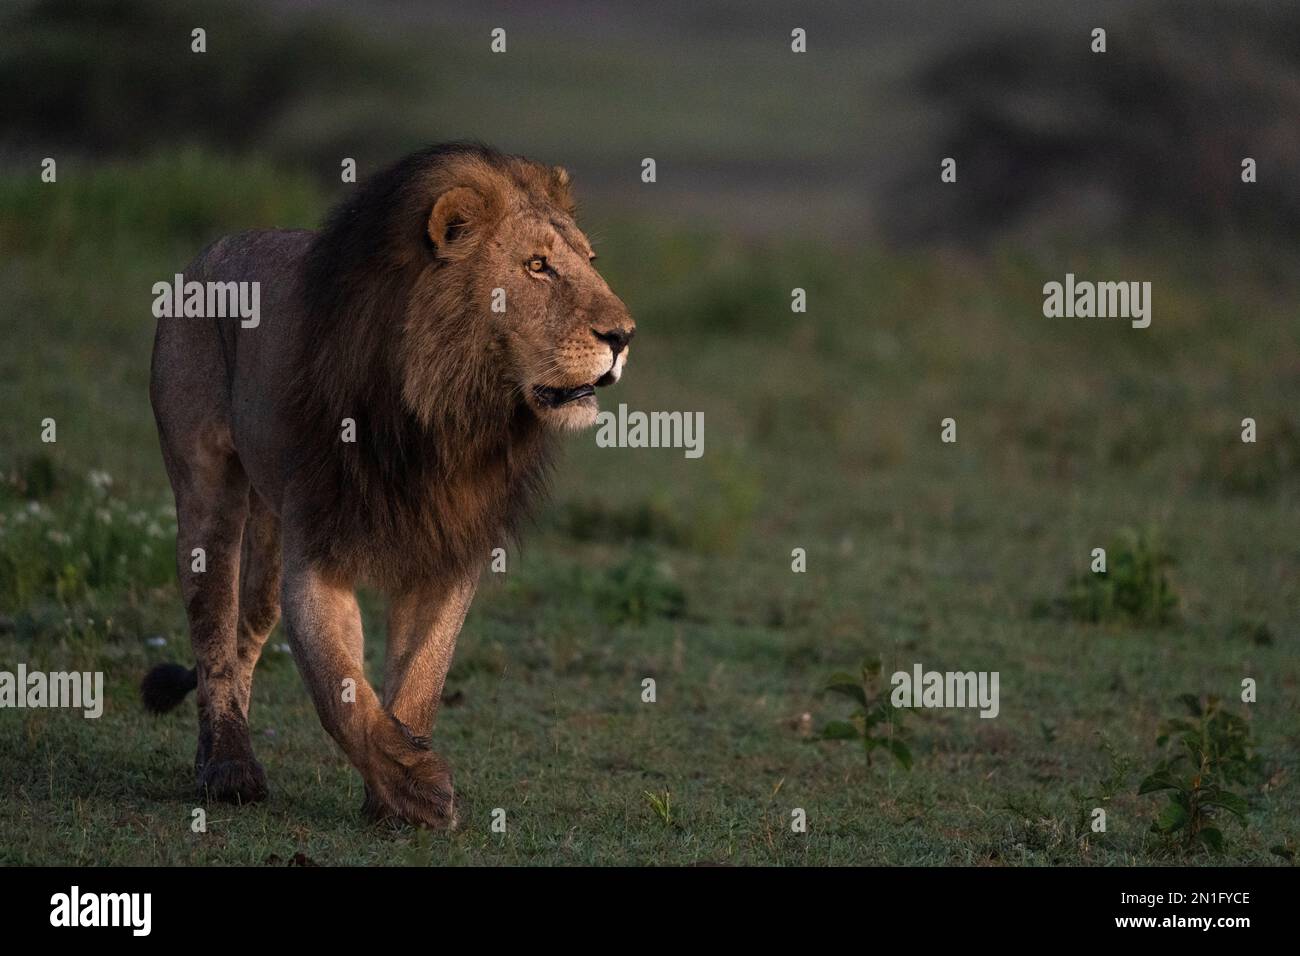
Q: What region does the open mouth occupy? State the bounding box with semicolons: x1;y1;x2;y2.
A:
532;383;597;408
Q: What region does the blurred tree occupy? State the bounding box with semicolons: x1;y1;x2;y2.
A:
0;0;413;163
885;1;1300;244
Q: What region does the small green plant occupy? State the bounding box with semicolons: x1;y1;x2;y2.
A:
589;548;686;626
814;658;912;769
1072;733;1135;841
1057;527;1179;625
1138;694;1258;853
643;790;673;827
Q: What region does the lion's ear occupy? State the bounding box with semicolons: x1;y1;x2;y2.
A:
427;186;487;256
548;166;576;214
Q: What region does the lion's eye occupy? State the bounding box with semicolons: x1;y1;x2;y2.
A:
527;256;548;274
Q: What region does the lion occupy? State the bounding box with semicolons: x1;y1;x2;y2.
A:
141;143;635;827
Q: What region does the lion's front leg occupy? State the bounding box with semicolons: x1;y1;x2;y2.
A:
382;574;478;736
356;573;479;825
280;535;462;829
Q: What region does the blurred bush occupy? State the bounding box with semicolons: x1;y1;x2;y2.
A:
1044;527;1181;626
886;0;1300;244
0;0;413;163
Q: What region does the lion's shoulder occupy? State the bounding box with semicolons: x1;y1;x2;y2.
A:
191;229;315;277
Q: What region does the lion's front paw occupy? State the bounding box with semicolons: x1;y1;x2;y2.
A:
363;715;458;829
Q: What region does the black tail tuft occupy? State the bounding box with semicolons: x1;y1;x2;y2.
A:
140;662;198;714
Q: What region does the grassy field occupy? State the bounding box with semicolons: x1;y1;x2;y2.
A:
0;151;1297;865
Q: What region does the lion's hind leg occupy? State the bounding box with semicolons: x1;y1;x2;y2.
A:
164;423;269;804
234;491;281;719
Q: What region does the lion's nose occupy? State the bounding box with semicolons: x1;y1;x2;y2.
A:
591;326;634;358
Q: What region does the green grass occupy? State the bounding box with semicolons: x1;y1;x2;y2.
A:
1;151;1297;865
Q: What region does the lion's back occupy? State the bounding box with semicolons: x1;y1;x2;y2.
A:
150;229;317;506
191;229;316;286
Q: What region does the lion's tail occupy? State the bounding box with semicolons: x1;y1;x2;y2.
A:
140;662;198;714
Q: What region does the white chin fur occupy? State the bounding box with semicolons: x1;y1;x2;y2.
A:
544;398;599;431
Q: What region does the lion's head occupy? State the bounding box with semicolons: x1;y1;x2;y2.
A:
328;144;632;437
294;143;635;587
415;154;634;431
